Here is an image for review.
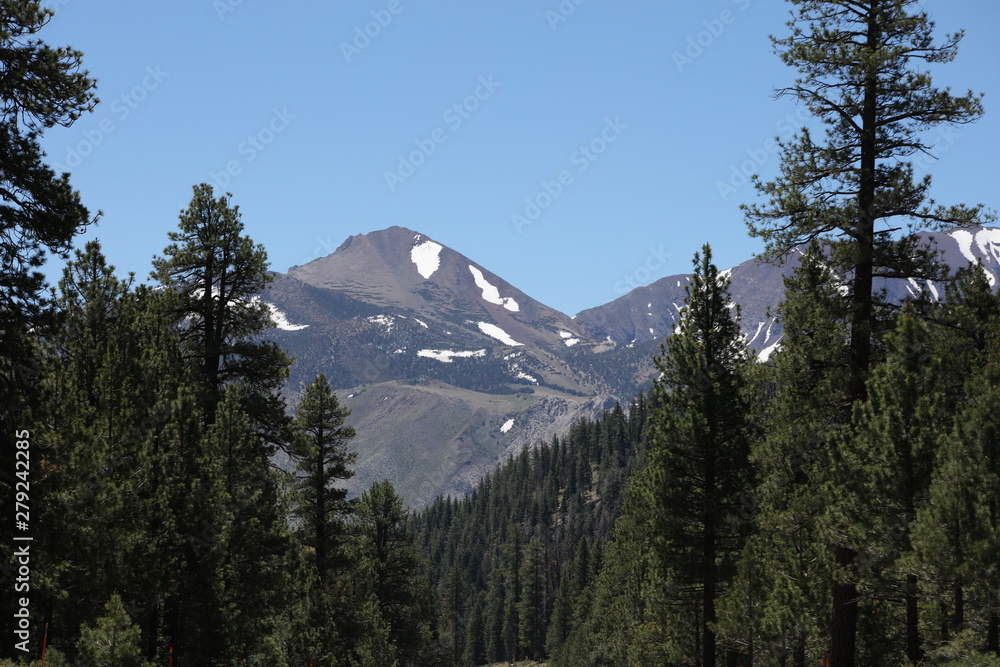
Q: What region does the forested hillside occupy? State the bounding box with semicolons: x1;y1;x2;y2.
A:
412;247;1000;667
4;1;1000;666
412;395;652;665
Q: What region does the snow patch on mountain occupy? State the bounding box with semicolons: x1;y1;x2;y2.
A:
469;266;520;312
478;322;523;346
411;240;443;279
758;335;782;362
951;230;977;263
558;330;580;346
252;297;309;331
927;280;940;301
976;228;1000;263
418;349;486;363
500;418;514;434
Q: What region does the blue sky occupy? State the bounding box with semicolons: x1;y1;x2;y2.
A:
37;0;1000;315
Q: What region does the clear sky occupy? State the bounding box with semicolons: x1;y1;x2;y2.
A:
37;0;1000;316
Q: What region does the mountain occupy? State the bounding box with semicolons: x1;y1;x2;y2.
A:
576;226;1000;359
264;226;621;504
262;225;1000;506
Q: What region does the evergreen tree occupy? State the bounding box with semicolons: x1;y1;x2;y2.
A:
352;480;436;665
636;245;755;666
208;389;296;663
440;562;465;666
150;183;291;439
851;312;950;663
745;243;853;665
911;327;1000;659
742;3;991;660
292;374;357;587
0;0;96;415
77;594;153;667
517;534;546;660
290;374;357;661
33;245;193;660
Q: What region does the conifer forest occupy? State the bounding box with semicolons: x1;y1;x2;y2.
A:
2;1;999;665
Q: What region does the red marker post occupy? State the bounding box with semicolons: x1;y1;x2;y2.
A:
169;646;174;667
823;650;829;667
40;623;50;666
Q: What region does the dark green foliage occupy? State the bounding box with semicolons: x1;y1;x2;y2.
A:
351;480;438;666
740;243;854;664
0;0;96;412
76;594;153;667
743;2;992;660
292;374;356;583
411;391;653;665
630;245;756;666
150;183;291;440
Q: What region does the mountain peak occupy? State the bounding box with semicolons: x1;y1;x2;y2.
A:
283;227;587;350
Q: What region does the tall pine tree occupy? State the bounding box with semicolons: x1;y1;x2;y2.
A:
636;245;755;666
742;3;992;661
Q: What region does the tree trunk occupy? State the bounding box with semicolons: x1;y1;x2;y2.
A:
832;8;880;666
954;578;964;634
831;545;858;667
906;573;922;664
703;450;717;667
987;604;998;655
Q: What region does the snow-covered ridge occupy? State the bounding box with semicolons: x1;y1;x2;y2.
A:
418;349;486;364
411;240;443;280
469;265;519;312
478;321;523;346
951;228;1000;287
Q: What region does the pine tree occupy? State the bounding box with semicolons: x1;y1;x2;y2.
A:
150;183;291;439
32;244;193;660
517;535;546;660
636;245;755;666
910;321;1000;659
0;0;96;415
77;594;152;667
352;480;435;665
851;312;950;663
289;374;357;661
292;374;357;587
746;243;853;665
207;389;296;662
742;3;992;660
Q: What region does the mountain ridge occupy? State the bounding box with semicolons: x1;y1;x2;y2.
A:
263;225;1000;506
